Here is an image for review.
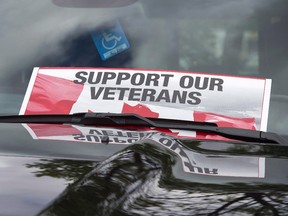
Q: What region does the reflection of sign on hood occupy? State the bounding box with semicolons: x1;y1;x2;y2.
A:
20;67;271;131
23;123;265;178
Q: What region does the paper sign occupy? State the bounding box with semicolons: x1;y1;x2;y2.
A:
23;123;265;178
20;67;271;132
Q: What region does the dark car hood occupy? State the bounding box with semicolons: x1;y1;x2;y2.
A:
1;123;288;215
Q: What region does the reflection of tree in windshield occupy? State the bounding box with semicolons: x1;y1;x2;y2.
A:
24;144;288;215
34;149;162;216
129;190;288;215
26;159;97;182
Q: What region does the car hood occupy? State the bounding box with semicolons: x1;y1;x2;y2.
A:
1;123;288;215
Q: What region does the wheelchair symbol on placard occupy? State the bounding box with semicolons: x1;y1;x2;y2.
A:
101;31;122;50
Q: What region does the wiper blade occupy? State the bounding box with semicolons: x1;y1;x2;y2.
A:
0;113;286;145
0;113;217;126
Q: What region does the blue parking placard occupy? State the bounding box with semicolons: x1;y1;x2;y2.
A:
91;21;130;61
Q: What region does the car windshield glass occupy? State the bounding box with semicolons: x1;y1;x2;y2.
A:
1;0;288;135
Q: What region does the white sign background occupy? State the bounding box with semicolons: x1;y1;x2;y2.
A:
20;67;271;131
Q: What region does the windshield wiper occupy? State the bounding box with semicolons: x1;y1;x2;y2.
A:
0;112;286;145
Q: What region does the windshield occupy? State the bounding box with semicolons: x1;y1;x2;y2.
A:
1;0;288;134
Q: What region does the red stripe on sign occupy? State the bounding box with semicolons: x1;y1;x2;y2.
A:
122;103;159;118
25;74;84;114
193;111;256;129
194;111;256;141
27;124;82;137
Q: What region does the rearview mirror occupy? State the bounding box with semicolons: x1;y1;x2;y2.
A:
52;0;137;8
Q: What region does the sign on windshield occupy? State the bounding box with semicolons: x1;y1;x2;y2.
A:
20;67;271;132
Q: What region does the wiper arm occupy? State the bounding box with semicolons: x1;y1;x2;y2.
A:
0;113;286;145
